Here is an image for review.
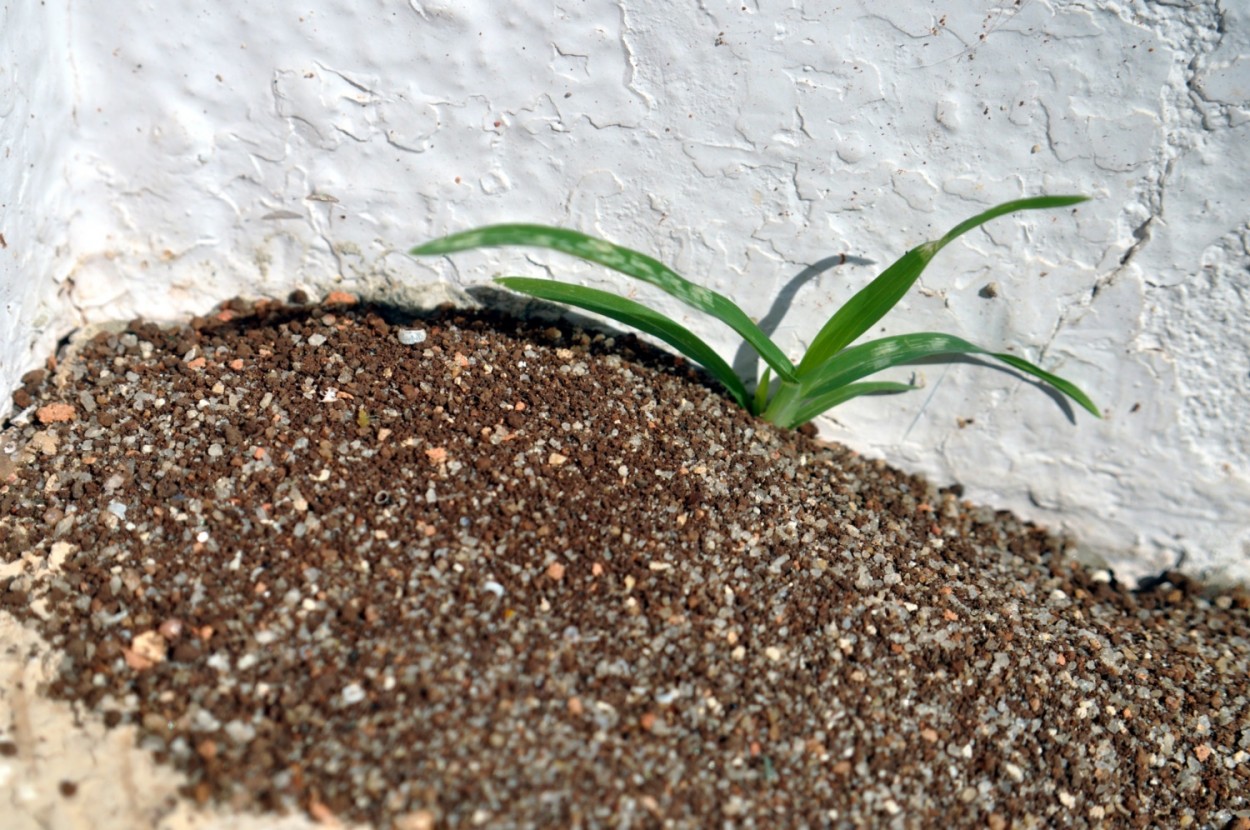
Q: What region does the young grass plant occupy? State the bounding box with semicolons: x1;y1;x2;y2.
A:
412;196;1099;429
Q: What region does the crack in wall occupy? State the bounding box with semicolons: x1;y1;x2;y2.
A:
1116;216;1154;270
1032;0;1231;367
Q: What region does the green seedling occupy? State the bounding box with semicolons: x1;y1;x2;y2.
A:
411;196;1099;429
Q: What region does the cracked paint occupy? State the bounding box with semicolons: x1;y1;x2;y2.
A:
2;0;1249;585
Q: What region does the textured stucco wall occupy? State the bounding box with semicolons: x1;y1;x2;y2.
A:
2;0;1248;586
0;1;75;393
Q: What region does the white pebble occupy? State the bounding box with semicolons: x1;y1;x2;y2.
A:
342;683;366;705
307;333;327;347
224;720;256;743
192;709;221;731
397;328;428;345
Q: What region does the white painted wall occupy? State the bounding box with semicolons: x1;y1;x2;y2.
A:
2;1;1247;586
1;1;76;388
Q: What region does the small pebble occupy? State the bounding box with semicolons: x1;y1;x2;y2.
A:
35;402;75;424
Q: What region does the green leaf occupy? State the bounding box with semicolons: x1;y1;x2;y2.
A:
797;332;1100;418
494;276;751;410
798;196;1089;374
753;366;772;416
937;195;1089;250
414;224;797;383
784;382;917;429
987;353;1101;419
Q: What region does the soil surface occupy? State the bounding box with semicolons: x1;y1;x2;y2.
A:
1;295;1248;829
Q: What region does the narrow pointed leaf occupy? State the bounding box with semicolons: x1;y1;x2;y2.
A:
494;276;750;410
414;225;797;382
987;353;1100;418
784;382;917;429
798;196;1089;374
937;195;1088;250
753;367;772;416
800;332;1100;418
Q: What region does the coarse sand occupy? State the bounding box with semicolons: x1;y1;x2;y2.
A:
1;296;1248;829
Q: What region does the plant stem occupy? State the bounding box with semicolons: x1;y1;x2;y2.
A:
761;378;806;428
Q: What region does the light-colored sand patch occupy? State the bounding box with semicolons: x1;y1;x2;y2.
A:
0;612;346;830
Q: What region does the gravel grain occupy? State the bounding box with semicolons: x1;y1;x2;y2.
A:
2;297;1248;829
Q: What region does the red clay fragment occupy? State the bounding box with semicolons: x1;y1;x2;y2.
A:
323;291;358;305
36;402;76;424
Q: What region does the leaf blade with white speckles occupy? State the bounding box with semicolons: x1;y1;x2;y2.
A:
413;225;796;382
791;332;1099;424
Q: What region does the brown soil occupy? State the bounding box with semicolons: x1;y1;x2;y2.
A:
2;296;1248;829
